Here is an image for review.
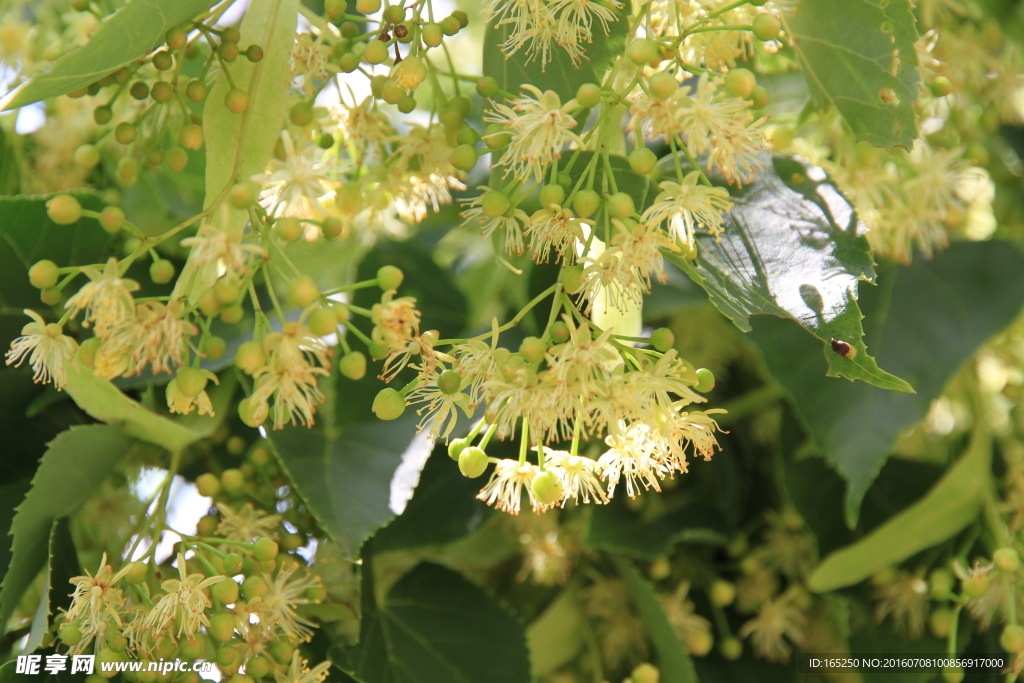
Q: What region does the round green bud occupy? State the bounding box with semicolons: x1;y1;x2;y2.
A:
219;42;240;62
246;656;270;679
151;81;174;103
631;663;659;683
74;144;101;168
483;123;511;150
253;536;279;561
694;368;715;393
452;9;469;27
709;580;735;607
928;76;953;97
149;259;175;285
539;183;565;208
242;575;269;600
458;447;489;478
212;578;240;605
129;81;149;100
152;50;173;70
687;629;713;656
607;192;635;219
752;13;781;41
322;216;344;239
109;634;129;653
450;143;478;171
436;370;462;395
961;572;989;599
447;438;470;461
308;308;337;337
208;613;236;642
651;327;674;352
186;79;208;102
165;146;188;171
223;553;244;574
124;561;148;584
197;514;219;537
423;23;444;47
176;367;208;398
29;260;59;289
40;287;62;306
235;341;266;375
221;468;245;493
648;71;678;100
144;147;164;167
928;568;954;599
93;105;113;125
550;320;570;343
560;265;584;294
202;335;226;360
289;101;314;127
179;637;206;660
626;38;659;65
383;4;404;22
476;76;499;98
364;39;389;65
47;195;82;224
229;182;257;209
520;336;547;364
994;547;1020;574
572;188;600;218
397;95;416;113
929;607;953;638
340;21;359;38
339;351;367;380
60;624;83;646
629;147;657;175
373;388;406;420
575;82;601;108
95;649;125;678
481;190;511;218
195;472;220;497
368;342;390;360
116;156;138;188
275;216;304;243
268;641;295;665
225;88;250;114
114;122;137;145
75;337;99;369
377;265;404;290
318;132;336;150
531;471;564;506
750;85;769;109
440;15;461;36
99;205;125;233
339;52;360;73
457;126;480;146
724;68;757;99
287;276;319;308
325;0;346;17
720;637;742;661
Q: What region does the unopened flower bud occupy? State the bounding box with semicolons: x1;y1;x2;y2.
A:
373;388;406;420
458;446;488;478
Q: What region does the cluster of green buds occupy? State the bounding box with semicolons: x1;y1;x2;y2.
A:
68;20;264;187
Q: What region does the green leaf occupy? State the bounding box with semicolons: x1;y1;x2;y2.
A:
751;241;1024;523
346;560;531;683
808;427;991;592
587;495;730;560
0;0;216;110
26;518;79;653
785;0;920;148
0;425;133;630
372;450;488;554
667;155;911;392
267;381;430;559
64;364;202;454
174;0;298;303
526;588;586;676
482;3;629;104
0;193;111;349
612;556;697;683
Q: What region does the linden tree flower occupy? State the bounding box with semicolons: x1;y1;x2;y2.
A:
477;459;545;514
598;422;675;497
65;257;139;337
142;553;224;640
460;186;529;255
62;554;134;655
276;652;332;683
541;448;608;504
216;502;284;542
166;368;219;416
872;570;929;638
484;85;585;181
5;309;78;388
738;593;806;662
641;172;733;248
525;205;592;263
250;565;322;641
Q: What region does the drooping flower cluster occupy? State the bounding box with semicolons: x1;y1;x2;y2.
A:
487;0;624;66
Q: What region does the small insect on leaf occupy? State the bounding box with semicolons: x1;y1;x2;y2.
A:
830;338;857;359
